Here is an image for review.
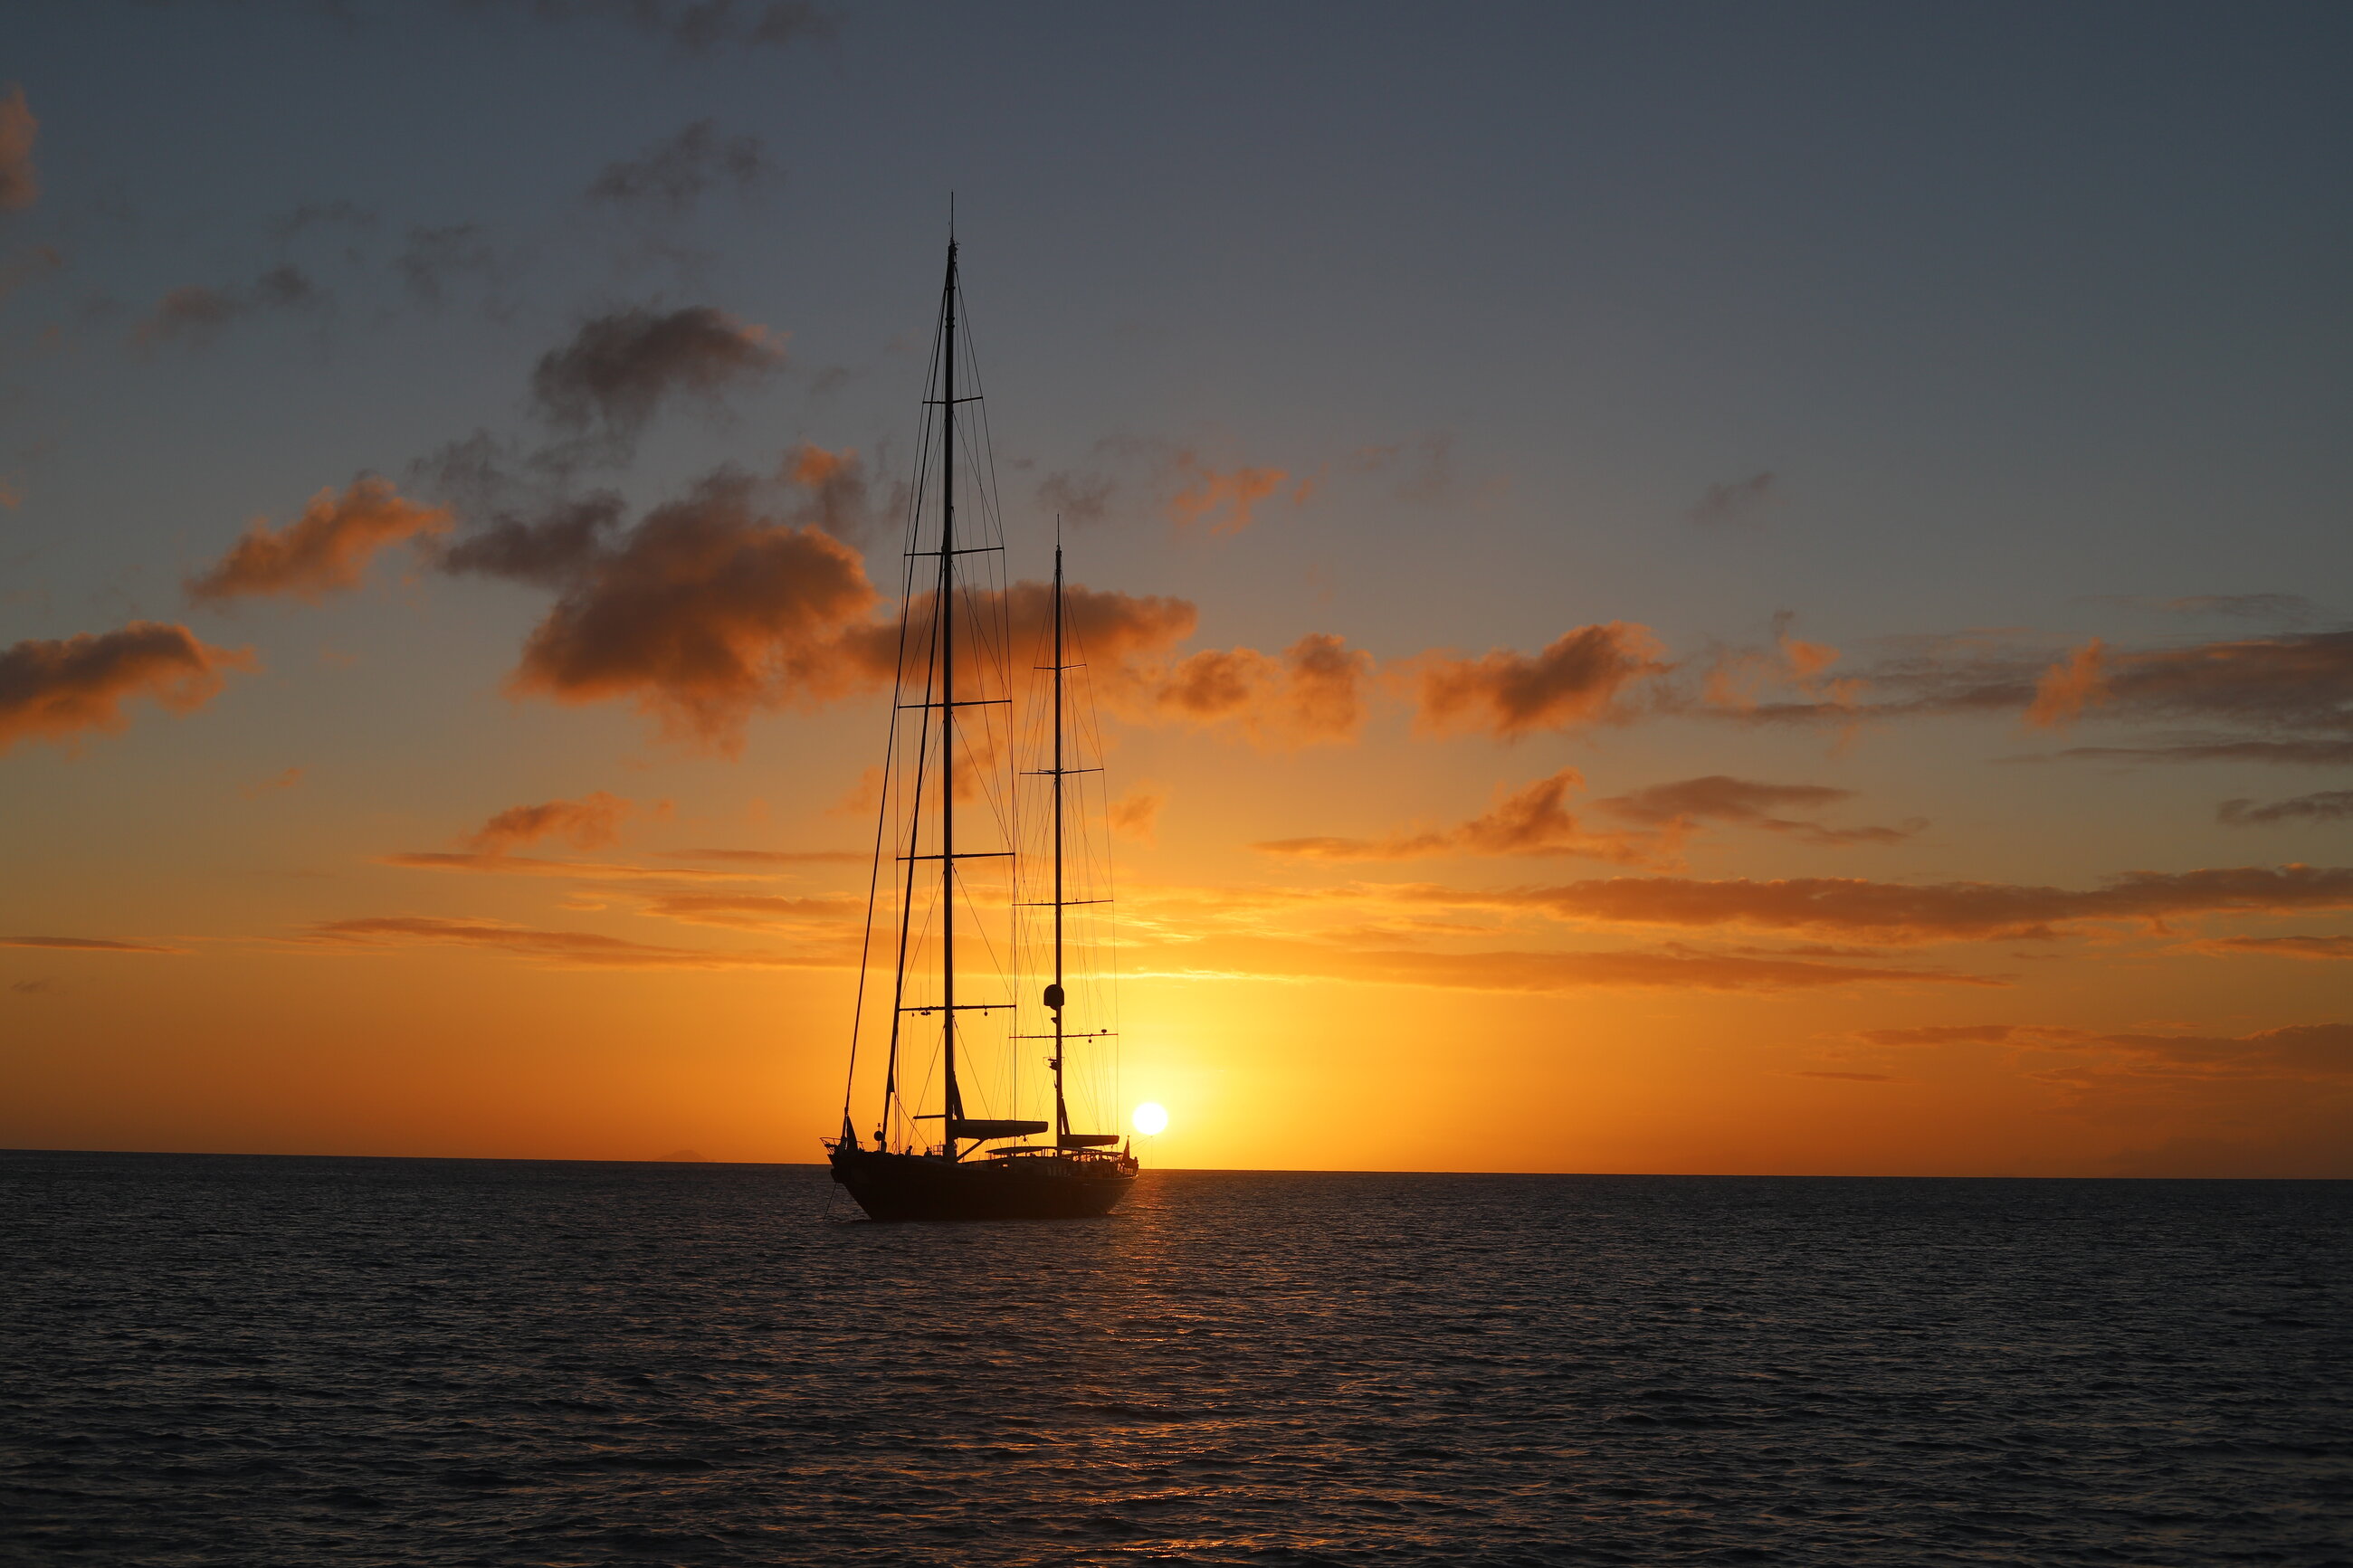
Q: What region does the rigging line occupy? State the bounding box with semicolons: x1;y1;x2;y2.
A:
881;498;945;1144
840;404;939;1141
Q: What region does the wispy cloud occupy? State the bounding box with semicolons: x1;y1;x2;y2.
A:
588;121;772;216
1255;769;1656;864
466;791;635;853
187;477;452;604
300;915;821;969
131;266;320;350
1595;774;1922;848
0;935;180;953
2217;789;2353;826
1689;470;1776;526
1395;863;2353;945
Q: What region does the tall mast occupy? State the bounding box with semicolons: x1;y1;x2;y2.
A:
938;237;962;1155
1050;537;1068;1143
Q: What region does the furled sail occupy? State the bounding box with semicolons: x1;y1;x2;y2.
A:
950;1119;1050;1142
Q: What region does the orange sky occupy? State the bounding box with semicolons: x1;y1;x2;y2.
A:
4;8;2350;1177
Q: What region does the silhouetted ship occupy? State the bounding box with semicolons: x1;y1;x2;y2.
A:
827;237;1138;1221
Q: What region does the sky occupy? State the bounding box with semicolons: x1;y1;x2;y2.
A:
3;0;2349;1175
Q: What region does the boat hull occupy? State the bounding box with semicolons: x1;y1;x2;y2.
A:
829;1146;1136;1221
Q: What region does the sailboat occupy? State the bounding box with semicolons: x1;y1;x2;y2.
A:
826;237;1139;1221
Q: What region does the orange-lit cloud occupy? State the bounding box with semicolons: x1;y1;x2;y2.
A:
530;305;782;442
1700;613;1863;718
2024;639;2110;728
187;478;452;604
0;85;36;211
1128;932;1996;994
1151;632;1372;747
462;792;634;854
1403;863;2353;944
1413;622;1666;738
1255;768;1656;864
0;622;255;754
777;442;902;544
1595;774;1922;847
506;473;880;748
1167;455;1291;535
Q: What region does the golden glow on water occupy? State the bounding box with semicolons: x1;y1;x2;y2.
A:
1132;1102;1169;1136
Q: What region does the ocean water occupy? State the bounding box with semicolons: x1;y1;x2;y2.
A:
3;1153;2348;1566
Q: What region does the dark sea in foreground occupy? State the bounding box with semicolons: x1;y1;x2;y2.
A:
3;1154;2348;1566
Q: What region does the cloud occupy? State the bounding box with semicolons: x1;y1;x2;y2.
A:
1036;469;1116;527
1410;863;2353;945
1110;785;1164;845
776;442;903;545
588;121;771;214
1129;932;1995;994
629;892;862;931
1689;470;1775;525
2024;639;2110;729
2186;934;2353;961
1166;455;1296;536
651;847;867;867
1413;622;1666;738
442;468;1214;750
467;791;634;853
1352;434;1457;504
131;266;319;349
530;305;783;444
1595;774;1921;848
186;477;452;604
440;493;625;586
240;766;303;798
1151;632;1372;747
381;851;765;880
503;470;881;748
0;936;178;953
2216;789;2353;826
0;85;36;211
0;622;254;755
301;915;816;969
2052;739;2353;767
1700;613;1863;719
1868;1020;2353;1081
1255;769;1657;864
1797;1070;1898;1082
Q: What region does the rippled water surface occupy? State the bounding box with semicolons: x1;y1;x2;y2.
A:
4;1153;2348;1565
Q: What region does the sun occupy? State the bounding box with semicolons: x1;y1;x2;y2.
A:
1131;1102;1169;1136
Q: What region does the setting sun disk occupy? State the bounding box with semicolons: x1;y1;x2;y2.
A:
1132;1102;1169;1136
